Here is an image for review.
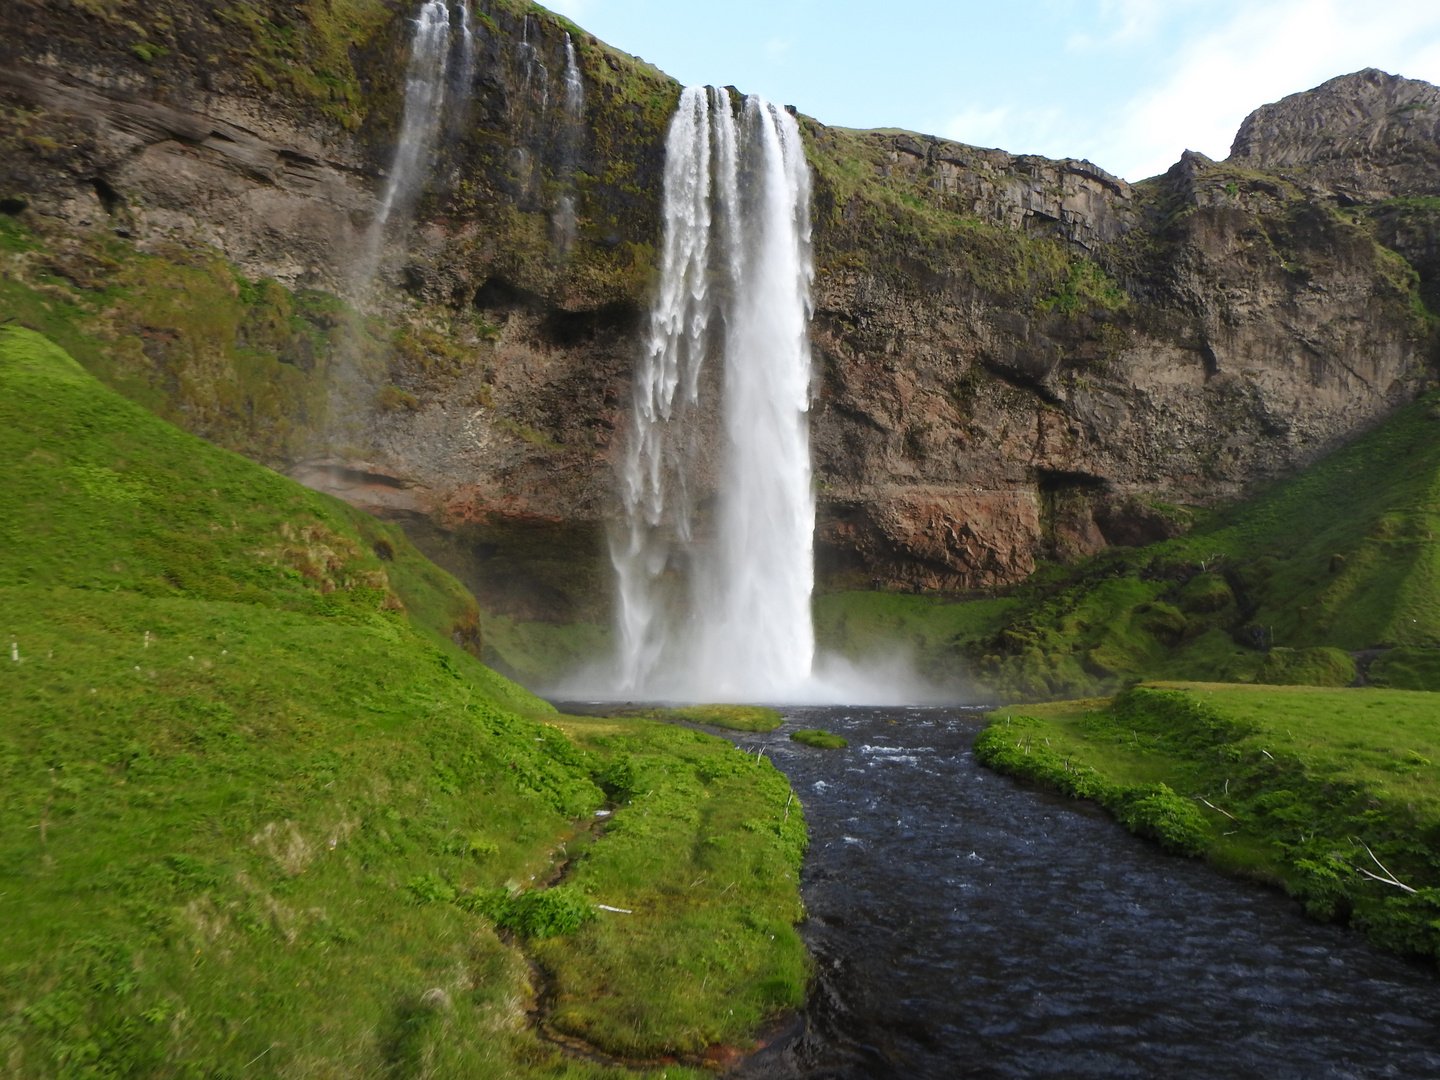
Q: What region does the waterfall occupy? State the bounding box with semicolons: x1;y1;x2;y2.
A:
609;87;816;701
563;33;584;119
520;16;549;111
449;1;477;132
355;0;472;295
372;1;453;234
555;33;586;249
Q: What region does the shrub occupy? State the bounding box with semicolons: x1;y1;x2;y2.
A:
1256;646;1357;687
467;886;596;939
1113;784;1209;855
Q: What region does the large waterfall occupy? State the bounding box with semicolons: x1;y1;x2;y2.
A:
610;87;817;701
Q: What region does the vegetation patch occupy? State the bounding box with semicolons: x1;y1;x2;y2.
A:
790;730;848;750
1369;647;1440;691
978;683;1440;960
0;327;804;1076
1256;646;1357;687
531;715;809;1058
656;705;785;732
870;383;1440;702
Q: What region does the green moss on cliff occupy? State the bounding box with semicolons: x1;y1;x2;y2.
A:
946;385;1440;700
0;213;385;467
801;122;1079;305
12;0;395;129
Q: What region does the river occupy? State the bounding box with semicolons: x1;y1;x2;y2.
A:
721;707;1440;1079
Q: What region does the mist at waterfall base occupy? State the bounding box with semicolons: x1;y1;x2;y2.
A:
565;87;960;707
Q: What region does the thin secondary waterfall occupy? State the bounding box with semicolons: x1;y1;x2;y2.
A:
610;86;816;701
372;1;452;234
563;33;584;117
448;2;477;134
520;16;549;111
555;33;585;248
357;1;472;291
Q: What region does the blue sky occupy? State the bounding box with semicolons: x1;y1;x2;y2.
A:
547;0;1440;181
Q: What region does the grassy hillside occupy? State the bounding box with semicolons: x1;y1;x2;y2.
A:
979;683;1440;961
0;327;806;1077
821;386;1440;701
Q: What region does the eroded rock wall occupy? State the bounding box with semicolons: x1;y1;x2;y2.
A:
1;4;1436;615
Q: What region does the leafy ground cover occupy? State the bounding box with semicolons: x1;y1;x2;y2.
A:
978;683;1440;961
632;706;785;733
789;730;848;750
536;716;807;1059
0;326;806;1076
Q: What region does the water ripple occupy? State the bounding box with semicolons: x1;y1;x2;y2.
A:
733;707;1440;1080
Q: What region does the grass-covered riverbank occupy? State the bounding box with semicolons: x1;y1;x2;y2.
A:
0;326;806;1076
977;683;1440;961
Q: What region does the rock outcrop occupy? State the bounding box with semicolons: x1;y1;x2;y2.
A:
1229;68;1440;203
1;2;1436;618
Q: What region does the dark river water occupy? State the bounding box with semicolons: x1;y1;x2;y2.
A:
708;707;1440;1080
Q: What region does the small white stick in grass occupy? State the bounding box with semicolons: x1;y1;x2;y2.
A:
1195;796;1240;823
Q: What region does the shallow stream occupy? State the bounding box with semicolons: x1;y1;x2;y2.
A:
722;707;1440;1079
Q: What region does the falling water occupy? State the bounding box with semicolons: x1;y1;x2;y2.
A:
448;1;477;132
352;0;472;299
519;16;549;111
555;33;586;249
563;33;584;119
609;87;817;701
371;0;452;235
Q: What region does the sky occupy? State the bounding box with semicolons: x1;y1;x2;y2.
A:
545;0;1440;182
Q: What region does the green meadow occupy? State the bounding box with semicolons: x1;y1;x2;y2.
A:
979;683;1440;959
0;326;807;1077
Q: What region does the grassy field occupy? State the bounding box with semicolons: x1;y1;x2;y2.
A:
0;326;807;1076
977;682;1440;960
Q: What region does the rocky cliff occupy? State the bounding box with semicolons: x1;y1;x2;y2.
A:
1;3;1436;632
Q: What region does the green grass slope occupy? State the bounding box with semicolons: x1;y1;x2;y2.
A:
979;684;1440;961
825;388;1440;702
0;327;805;1077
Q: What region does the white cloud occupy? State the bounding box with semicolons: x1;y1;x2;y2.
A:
765;36;793;61
1067;0;1186;52
935;0;1440;181
942;105;1013;148
942;104;1072;157
547;0;589;19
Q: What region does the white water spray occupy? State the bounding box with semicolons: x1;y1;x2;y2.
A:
607;87;819;701
372;1;452;235
555;32;586;249
563;33;584;119
450;1;477;130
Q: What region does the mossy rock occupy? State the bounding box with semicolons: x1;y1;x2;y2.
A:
1256;646;1357;687
661;705;784;732
1177;573;1235;614
790;729;848;750
1369;648;1440;691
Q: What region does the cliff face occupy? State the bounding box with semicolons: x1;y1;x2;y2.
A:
1;4;1436;623
803;84;1437;590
